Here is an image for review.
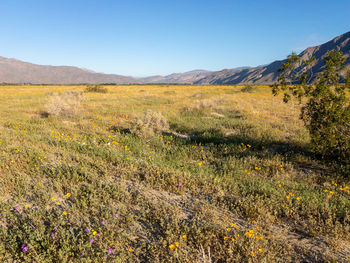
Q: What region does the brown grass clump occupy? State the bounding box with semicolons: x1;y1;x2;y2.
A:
240;84;255;93
190;92;204;98
197;99;218;109
84;85;108;93
194;98;227;110
134;110;169;137
46;90;83;117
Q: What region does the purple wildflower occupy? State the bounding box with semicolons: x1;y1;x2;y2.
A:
108;248;113;254
14;207;19;211
53;226;57;231
101;220;105;225
178;182;182;187
90;238;94;243
114;213;118;218
21;244;28;252
84;228;89;232
50;233;55;238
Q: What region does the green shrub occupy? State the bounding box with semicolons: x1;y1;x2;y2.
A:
273;50;350;164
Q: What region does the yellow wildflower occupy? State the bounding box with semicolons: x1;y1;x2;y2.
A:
245;232;254;238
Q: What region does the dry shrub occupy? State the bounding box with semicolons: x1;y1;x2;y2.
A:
195;99;227;110
164;90;176;94
134;110;169;137
190;92;204;98
197;99;218;109
46;90;83;117
240;84;255;93
197;245;215;263
84;85;108;93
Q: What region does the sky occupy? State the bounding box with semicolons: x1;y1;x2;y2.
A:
0;0;349;77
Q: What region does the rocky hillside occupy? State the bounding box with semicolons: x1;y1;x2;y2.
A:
195;31;350;84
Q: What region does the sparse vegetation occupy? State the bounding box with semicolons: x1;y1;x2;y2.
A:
0;84;349;262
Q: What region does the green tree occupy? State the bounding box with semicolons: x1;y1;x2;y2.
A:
272;50;350;164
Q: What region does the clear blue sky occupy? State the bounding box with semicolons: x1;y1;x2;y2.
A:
1;0;349;77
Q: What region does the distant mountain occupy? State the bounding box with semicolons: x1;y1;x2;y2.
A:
0;57;138;84
195;31;350;84
139;70;213;84
0;31;349;84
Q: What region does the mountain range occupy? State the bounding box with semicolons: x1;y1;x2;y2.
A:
0;31;349;85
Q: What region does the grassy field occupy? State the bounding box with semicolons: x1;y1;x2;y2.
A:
0;85;349;262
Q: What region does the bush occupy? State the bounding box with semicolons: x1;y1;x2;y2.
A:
241;84;255;93
46;90;83;117
197;99;218;109
134;110;169;137
84;85;108;93
273;50;350;164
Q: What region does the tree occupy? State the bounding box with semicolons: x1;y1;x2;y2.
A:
272;50;350;164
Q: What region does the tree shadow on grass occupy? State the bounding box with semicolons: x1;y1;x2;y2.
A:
168;126;336;178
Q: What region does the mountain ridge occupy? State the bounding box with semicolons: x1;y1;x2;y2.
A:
195;31;350;85
0;31;349;85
